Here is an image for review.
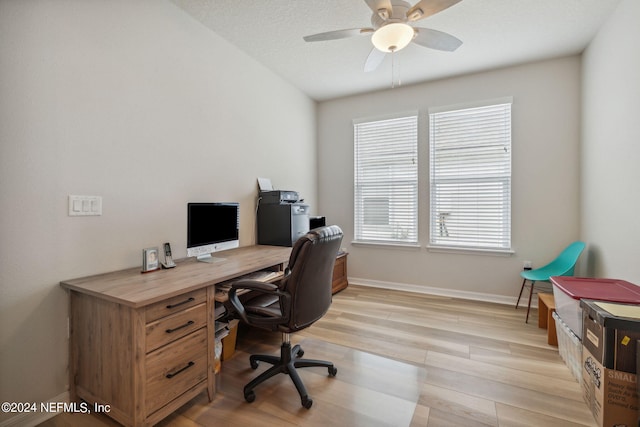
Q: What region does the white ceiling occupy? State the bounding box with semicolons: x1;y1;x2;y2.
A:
171;0;621;101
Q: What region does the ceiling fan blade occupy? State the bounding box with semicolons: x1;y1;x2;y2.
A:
406;0;462;22
412;27;462;51
364;0;393;18
364;48;386;72
303;28;373;42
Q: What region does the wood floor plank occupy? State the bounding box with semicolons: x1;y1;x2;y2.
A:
423;365;595;426
426;408;496;427
495;402;596;427
419;382;498;426
469;346;576;381
425;350;583;401
307;313;471;360
298;321;430;364
409;403;431;426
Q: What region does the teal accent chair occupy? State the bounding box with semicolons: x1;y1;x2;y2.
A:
516;241;586;323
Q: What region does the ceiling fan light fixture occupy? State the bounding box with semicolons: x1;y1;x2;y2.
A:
371;23;414;53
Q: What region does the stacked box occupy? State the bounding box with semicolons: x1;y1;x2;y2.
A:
552;282;585;339
581;299;640;427
553;311;582;382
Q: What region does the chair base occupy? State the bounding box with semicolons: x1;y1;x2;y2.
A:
243;333;337;408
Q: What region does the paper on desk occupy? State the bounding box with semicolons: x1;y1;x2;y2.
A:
594;301;640;319
257;177;273;191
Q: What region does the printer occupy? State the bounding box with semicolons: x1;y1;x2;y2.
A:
259;190;299;204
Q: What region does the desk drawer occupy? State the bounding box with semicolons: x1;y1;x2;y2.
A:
146;328;208;416
146;289;206;322
146;303;207;352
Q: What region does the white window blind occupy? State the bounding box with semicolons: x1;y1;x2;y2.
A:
429;101;512;251
354;115;418;244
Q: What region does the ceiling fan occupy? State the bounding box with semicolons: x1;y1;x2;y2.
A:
303;0;463;72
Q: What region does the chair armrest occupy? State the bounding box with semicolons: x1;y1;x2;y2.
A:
228;280;291;327
231;280;279;293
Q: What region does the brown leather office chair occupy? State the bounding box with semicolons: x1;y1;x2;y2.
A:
228;225;343;408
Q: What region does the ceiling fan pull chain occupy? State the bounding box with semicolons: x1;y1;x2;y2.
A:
391;50;396;88
397;54;402;87
391;50;402;89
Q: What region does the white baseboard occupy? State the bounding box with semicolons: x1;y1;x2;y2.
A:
348;277;541;308
0;392;69;427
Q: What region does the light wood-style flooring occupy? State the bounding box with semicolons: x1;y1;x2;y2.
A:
41;285;596;426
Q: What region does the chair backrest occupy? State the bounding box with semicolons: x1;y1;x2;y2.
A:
281;225;343;331
545;241;586;277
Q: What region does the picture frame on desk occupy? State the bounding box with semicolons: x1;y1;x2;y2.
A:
142;247;159;273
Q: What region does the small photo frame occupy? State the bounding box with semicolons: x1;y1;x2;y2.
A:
142;247;159;273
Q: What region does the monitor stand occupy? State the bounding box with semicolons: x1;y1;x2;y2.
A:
196;253;227;263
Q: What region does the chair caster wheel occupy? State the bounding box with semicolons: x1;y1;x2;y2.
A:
302;397;313;409
328;366;337;377
296;348;304;357
244;391;256;403
250;360;259;369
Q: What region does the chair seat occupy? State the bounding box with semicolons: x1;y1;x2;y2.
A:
520;268;554;282
244;294;281;318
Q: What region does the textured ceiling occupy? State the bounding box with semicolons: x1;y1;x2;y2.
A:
171;0;621;101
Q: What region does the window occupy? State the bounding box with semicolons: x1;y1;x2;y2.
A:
429;99;512;251
354;114;418;244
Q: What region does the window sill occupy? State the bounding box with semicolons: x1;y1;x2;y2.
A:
426;245;514;257
351;240;421;250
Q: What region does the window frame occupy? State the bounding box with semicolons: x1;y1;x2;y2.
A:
427;98;514;254
353;113;419;247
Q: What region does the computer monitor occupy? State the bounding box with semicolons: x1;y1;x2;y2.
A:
187;202;239;263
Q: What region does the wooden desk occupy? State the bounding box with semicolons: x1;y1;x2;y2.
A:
332;252;348;294
60;245;290;427
538;293;558;346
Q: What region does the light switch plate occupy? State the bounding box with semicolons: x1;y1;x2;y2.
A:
69;195;102;216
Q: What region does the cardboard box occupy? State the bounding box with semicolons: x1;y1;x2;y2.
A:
582;300;640;373
582;347;638;427
581;300;640;426
222;319;239;361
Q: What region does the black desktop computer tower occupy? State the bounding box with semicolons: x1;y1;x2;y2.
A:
257;203;310;247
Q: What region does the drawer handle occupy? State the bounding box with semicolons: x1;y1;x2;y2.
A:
166;297;195;309
165;320;195;334
166;361;195;379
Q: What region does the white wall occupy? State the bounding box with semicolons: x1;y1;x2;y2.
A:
0;0;316;421
318;57;582;300
581;0;640;283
